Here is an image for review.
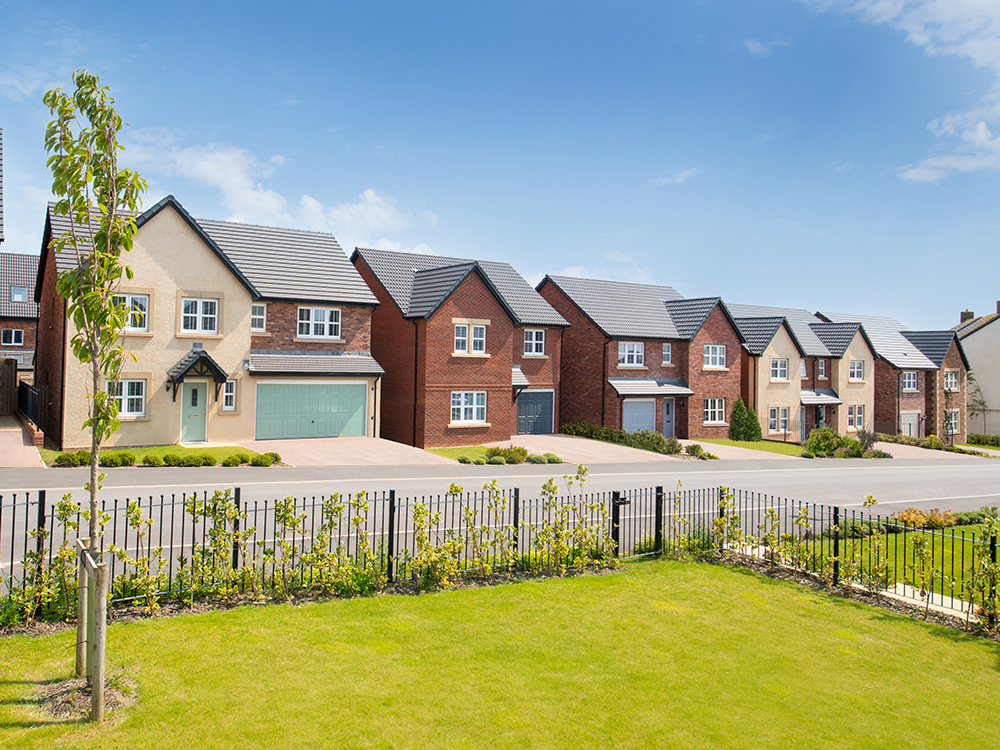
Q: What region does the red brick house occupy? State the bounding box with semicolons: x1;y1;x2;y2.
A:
351;247;568;448
817;312;969;443
536;275;745;439
0;252;39;383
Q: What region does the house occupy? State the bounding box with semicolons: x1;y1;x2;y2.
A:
536;276;745;439
35;195;383;450
351;247;567;448
954;305;1000;434
818;312;968;443
0;252;39;382
728;304;877;441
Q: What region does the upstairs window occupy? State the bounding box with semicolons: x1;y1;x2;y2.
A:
770;358;788;380
618;342;644;366
10;286;27;303
182;298;218;334
902;371;917;391
455;324;469;353
524;329;545;355
298;307;341;339
662;343;672;365
1;329;23;346
944;371;959;391
472;325;486;353
251;304;267;332
704;344;726;368
113;294;148;332
800;360;807;379
818;359;827;378
849;360;864;381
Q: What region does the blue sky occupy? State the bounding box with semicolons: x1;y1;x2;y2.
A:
1;1;998;329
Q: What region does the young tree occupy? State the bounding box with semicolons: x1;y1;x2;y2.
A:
967;372;989;435
43;70;146;550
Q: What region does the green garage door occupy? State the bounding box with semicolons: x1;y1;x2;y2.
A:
255;383;367;440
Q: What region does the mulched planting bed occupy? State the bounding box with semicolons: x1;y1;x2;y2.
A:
35;674;139;720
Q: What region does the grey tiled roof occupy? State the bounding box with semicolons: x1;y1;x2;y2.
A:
0;128;4;244
809;322;860;358
800;388;841;405
663;297;725;340
954;313;999;339
727;303;831;357
818;311;937;370
734;316;785;356
512;366;530;387
541;275;683;338
901;331;969;369
353;247;566;327
607;377;694;397
0;252;39;318
249;351;384;376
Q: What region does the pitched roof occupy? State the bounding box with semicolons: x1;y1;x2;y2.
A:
607;377;694;397
0;252;39;318
512;366;530;387
248;351;384;376
0;128;4;245
817;311;937;370
727;303;831;357
901;330;970;370
353;247;566;327
663;297;730;340
539;275;683;338
809;322;861;358
800;388;841;405
954;313;1000;339
167;346;229;383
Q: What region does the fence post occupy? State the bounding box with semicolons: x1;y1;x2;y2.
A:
35;490;46;557
833;506;841;587
611;491;621;557
512;488;520;557
231;487;241;571
387;490;396;584
654;486;664;556
991;534;997;629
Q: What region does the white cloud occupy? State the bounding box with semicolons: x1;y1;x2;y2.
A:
0;68;51;101
835;159;856;172
648;168;704;186
744;39;791;56
805;1;1000;181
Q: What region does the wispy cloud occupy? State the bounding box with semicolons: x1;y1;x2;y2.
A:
744;38;791;56
648;168;704;186
835;159;855;172
805;1;1000;181
0;68;52;101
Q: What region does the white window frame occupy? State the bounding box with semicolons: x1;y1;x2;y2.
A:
800;360;807;379
1;329;23;346
471;325;486;353
454;324;469;353
182;297;218;334
297;306;341;339
704;397;725;424
113;293;149;332
10;286;27;303
662;343;672;365
108;378;146;417
818;359;826;379
222;379;237;411
847;405;855;428
849;360;864;381
902;371;917;392
944;371;959;392
704;344;726;368
856;404;865;429
770;358;788;381
618;341;644;366
251;304;267;333
450;391;487;424
769;407;778;432
780;407;789;432
945;410;959;434
523;329;545;355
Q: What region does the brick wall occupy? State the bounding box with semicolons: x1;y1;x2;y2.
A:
873;360;900;434
34;241;66;449
0;318;37;350
927;340;967;444
685;306;743;439
251;301;373;352
353;256;416;445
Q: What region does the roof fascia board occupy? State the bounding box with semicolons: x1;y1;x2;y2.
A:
34;212;52;304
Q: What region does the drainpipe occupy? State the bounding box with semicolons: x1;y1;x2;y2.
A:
373;375;381;438
601;337;611;426
412;319;419;447
557;328;564;431
896;370;901;436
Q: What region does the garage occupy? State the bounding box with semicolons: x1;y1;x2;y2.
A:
900;413;920;438
622;399;655;433
255;382;367;440
517;391;554;434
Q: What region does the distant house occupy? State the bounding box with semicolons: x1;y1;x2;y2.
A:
953;306;1000;434
537;276;745;439
0;252;39;382
35;195;383;450
351;247;567;448
818;312;968;443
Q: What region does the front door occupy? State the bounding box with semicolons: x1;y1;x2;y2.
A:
181;382;207;442
816;405;826;429
800;407;807;442
663;398;674;438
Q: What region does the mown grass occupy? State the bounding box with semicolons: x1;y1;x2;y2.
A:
3;561;1000;749
426;445;490;462
39;444;265;467
699;438;804;456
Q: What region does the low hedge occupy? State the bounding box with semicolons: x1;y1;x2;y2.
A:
876;432;985;456
967;433;1000;448
54;449;281;467
561;422;682;456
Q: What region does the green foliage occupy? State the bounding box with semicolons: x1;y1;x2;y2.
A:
485;445;528;464
544;452;564;463
486;455;506;465
142;454;164;466
560;422;681;455
473;457;487;465
744;404;762;441
805;427;842;456
456;455;471;464
110;499;166;612
967;433;1000;448
98;449;136;467
728;397;762;441
877;432;984;455
196;453;217;466
250;454;273;467
892;507;957;529
526;454;547;464
221;455;241;467
163;453;182;466
55;450;91;467
266;452;281;464
684;443;704;457
801;451;815;459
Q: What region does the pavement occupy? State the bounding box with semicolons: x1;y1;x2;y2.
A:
0;416;44;468
237;436;455;467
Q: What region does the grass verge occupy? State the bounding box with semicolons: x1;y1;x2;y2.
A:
39;444;264;467
698;438;803;456
3;561;1000;749
426;445;490;462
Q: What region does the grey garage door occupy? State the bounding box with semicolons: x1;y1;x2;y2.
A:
255;383;367;440
622;399;655;433
517;391;554;435
900;413;920;437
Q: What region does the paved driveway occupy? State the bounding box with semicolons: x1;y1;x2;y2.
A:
0;416;44;468
238;436;454;468
483;434;798;463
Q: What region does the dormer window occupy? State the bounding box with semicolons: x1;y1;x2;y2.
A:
10;287;27;303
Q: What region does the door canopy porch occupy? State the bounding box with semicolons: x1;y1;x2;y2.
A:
167;344;229;401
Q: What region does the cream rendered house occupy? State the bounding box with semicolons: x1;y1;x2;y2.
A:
35;196;383;450
811;322;877;436
735;316;805;441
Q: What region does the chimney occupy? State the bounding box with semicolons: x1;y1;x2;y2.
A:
961;310;975;324
996;300;1000;315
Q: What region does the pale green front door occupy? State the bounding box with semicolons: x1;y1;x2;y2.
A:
181;382;207;442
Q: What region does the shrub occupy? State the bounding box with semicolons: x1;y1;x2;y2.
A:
163;454;182;466
892;507;956;529
118;451;136;466
250;454;273;467
833;446;853;458
486;455;506;465
456;455;471;464
473;457;487;465
544;453;563;464
925;434;945;451
484;446;527;464
266;452;282;464
221;455;241;467
98;452;121;467
526;454;547;464
54;451;82;467
801;451;814;459
684;443;704;458
662;437;681;455
955;510;987;526
856;429;877;452
863;449;893;459
968;433;1000;448
181;455;203;467
197;454;217;466
699;451;719;460
142;454;164;466
729;398;749;440
805;427;842;456
840;437;862;457
560;422;681;456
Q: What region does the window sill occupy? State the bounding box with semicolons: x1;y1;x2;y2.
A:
661;362;675;367
452;352;490;358
770;378;790;383
703;366;729;372
251;331;271;337
293;337;344;344
522;353;548;359
123;331;153;338
119;416;150;423
703;421;729;427
220;409;241;416
848;379;864;384
902;389;917;393
617;365;647;370
817;376;828;380
1;343;24;347
447;422;491;428
176;333;223;340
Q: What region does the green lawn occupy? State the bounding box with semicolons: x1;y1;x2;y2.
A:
425;445;491;462
39;444;267;467
699;437;804;456
4;562;1000;749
